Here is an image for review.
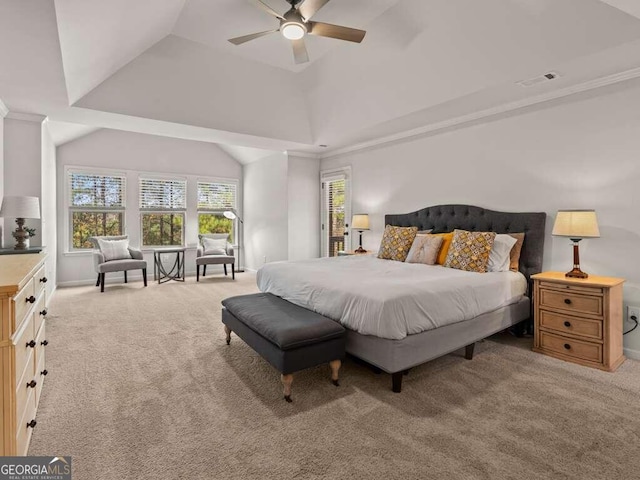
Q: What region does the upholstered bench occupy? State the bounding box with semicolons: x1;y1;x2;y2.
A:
221;293;346;402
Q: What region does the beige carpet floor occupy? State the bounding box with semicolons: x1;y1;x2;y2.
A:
29;273;640;480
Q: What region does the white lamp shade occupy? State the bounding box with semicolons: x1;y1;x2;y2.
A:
0;196;40;219
552;210;600;238
351;214;370;230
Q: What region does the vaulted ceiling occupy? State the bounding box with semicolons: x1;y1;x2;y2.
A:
2;0;640;158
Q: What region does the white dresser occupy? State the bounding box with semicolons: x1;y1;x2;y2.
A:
0;253;48;455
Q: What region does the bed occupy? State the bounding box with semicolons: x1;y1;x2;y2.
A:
258;204;546;392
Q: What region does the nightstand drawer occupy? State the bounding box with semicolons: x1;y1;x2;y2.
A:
539;289;602;317
538;281;602;296
539;331;602;363
539;310;602;340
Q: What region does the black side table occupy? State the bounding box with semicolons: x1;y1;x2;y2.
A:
153;247;186;284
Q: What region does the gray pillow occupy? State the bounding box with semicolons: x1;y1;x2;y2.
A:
406;235;444;265
202;237;227;255
97;238;131;262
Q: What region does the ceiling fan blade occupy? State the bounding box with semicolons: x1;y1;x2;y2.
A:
228;29;279;45
298;0;330;21
249;0;284;20
291;38;309;64
309;21;366;43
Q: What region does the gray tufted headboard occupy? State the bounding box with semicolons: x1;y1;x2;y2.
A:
385;204;546;286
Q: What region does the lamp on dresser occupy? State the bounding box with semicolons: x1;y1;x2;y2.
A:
552;209;600;279
351;214;370;253
0;196;41;250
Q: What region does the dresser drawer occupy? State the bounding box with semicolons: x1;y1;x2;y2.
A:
35;347;46;407
15;358;37;428
539;289;603;317
34;294;47;335
539;331;602;363
13;278;35;330
15;391;36;457
34;321;47;404
14;313;36;383
539;310;603;340
34;264;47;298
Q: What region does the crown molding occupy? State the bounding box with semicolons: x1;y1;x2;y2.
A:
286;150;321;159
0;99;8;118
5;111;47;123
320;66;640;160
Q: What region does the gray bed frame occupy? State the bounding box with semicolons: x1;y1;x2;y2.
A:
345;204;546;393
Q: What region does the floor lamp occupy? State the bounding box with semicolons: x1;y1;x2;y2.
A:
223;210;244;272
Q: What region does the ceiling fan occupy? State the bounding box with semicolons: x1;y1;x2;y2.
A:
228;0;366;64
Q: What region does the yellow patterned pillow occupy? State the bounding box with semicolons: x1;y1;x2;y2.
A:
444;229;496;273
377;225;418;261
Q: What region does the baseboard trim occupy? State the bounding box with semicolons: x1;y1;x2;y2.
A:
624;347;640;361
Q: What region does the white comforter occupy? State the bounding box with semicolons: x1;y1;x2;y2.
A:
256;255;527;340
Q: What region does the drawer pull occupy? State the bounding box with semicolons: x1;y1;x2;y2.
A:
40;277;48;283
564;343;571;350
40;308;48;316
564;321;572;328
26;296;36;304
26;340;36;348
41;369;48;376
564;298;572;305
41;340;49;346
26;380;37;389
26;420;37;429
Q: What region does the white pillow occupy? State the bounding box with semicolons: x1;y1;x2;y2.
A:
487;234;517;272
97;238;131;262
202;237;227;256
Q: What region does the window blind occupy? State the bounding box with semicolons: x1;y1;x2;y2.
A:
69;172;126;209
139;177;186;210
197;181;237;210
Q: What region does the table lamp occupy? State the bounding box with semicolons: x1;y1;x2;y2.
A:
0;196;41;250
351;214;370;253
552;209;600;279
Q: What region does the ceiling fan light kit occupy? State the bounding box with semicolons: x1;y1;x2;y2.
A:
229;0;366;64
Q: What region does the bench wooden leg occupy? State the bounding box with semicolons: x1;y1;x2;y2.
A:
224;325;232;345
465;343;475;360
329;360;341;387
281;374;293;403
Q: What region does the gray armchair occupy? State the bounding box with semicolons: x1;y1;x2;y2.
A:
90;235;148;292
196;234;235;281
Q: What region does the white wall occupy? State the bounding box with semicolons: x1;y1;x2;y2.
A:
2;118;43;247
321;82;640;357
287;155;320;261
243;153;289;270
0;114;4;241
56;128;242;285
41;123;57;299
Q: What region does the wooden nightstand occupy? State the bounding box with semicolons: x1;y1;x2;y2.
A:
337;250;373;256
532;272;625;372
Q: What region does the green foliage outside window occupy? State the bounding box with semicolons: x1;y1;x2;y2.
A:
199;214;234;243
142;213;184;246
72;212;123;249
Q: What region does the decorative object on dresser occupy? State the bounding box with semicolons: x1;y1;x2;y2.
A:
0;253;48;455
532;272;624;371
552;210;600;279
223;209;244;272
0;196;41;250
90;235;148;293
351;214;370;253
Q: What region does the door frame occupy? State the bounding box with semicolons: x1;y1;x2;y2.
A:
320;166;352;257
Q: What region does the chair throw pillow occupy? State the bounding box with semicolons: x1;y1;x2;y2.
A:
444;229;496;273
202;237;228;256
508;233;525;272
487;234;518;272
377;225;418;262
97;238;132;262
406;234;444;265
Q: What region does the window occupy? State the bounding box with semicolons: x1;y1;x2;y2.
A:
68;171;126;249
139;177;186;247
321;168;350;257
197;181;237;243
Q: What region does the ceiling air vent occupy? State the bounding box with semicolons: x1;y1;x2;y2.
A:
517;72;560;88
